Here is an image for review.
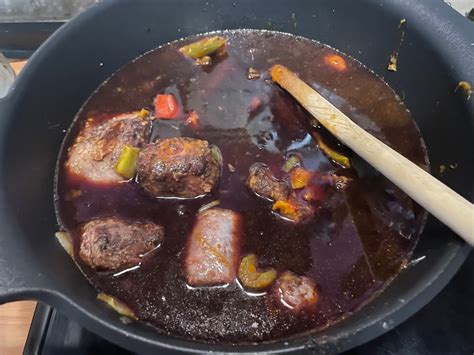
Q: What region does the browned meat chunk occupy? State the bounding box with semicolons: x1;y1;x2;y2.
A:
247;163;290;201
248;163;314;223
79;218;164;271
184;208;241;286
65;113;150;184
137;137;221;198
273;271;318;311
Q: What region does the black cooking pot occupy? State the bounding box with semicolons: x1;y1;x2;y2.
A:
0;0;472;353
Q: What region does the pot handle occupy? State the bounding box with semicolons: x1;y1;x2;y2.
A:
0;56;60;305
0;209;57;304
0;55;25;303
0;227;53;304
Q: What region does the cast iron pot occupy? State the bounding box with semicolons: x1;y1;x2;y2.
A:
0;0;472;353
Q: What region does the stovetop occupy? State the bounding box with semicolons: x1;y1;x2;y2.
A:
23;253;473;354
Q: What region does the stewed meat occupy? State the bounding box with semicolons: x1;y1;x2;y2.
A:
184;208;242;286
65;112;151;184
273;271;318;311
247;163;290;201
79;217;164;271
248;163;314;223
137;137;221;198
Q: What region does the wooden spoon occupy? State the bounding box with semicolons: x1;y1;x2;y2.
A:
270;64;474;245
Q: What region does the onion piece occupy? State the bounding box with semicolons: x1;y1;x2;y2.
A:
210;145;223;166
238;254;277;290
137;108;151;119
179;36;227;59
198;200;220;214
282;154;301;173
54;231;74;258
97;292;137;319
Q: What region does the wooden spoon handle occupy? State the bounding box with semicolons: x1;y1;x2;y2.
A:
271;64;474;245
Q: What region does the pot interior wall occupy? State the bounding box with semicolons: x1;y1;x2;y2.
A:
0;0;472;353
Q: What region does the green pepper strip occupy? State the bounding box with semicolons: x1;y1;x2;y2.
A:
115;145;140;179
179;36;227;59
314;132;351;168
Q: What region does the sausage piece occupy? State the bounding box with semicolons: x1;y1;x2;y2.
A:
184;208;241;286
79;218;164;271
273;271;318;311
137;137;221;198
247;163;290;201
65;113;150;184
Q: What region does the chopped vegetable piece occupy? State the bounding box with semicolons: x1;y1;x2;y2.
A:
282;154;301;173
238;254;277;290
290;167;310;187
64;189;82;201
228;163;236;172
455;81;472;100
387;55;398;72
272;200;298;220
290;167;312;189
198;200;221;213
97;293;137;319
210;145;223;166
154;94;179;119
185;110;200;129
196;55;212;66
115;145;140;179
313;132;351;168
323;54;347;72
248;97;262;113
137;108;150;119
55;231;74;258
439;164;446;174
179;36;227;59
247;67;261;80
